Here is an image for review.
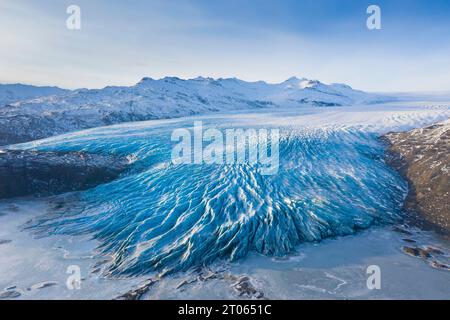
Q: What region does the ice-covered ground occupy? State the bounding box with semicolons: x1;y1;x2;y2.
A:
1;101;449;299
0;200;149;299
1;199;449;300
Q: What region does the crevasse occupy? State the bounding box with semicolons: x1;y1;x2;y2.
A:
15;118;407;276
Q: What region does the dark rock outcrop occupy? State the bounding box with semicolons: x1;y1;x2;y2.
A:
115;278;159;300
383;120;450;233
0;149;129;199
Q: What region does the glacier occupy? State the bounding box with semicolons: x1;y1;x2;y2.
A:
11;112;410;276
1;102;449;299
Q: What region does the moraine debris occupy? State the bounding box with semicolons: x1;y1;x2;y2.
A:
383;120;450;233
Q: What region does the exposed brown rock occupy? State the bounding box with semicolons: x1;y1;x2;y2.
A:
401;246;432;259
383;120;450;233
115;278;159;300
0;290;21;299
401;245;449;271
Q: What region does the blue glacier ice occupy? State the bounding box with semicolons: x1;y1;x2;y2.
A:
13;117;408;276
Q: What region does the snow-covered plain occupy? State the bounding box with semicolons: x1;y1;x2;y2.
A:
1;100;449;300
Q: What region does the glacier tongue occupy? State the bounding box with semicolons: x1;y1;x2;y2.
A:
21;120;406;276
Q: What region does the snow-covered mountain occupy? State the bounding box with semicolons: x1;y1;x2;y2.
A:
0;76;393;145
0;83;69;107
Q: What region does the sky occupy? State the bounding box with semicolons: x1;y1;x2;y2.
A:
0;0;449;92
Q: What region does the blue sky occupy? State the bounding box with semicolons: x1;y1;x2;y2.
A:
1;0;449;92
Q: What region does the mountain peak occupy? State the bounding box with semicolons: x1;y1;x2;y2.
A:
299;79;322;89
280;77;323;90
137;77;155;85
283;76;303;83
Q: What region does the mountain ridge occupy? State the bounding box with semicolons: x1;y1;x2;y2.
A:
0;76;394;146
0;83;69;107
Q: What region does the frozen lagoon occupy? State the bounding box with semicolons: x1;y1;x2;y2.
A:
0;199;449;299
